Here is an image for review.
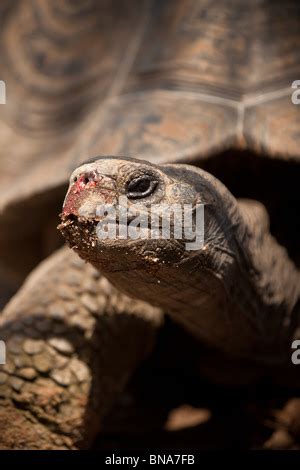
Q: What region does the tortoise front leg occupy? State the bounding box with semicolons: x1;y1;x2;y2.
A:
0;247;163;449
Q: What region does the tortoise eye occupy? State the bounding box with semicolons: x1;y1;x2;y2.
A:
126;175;158;199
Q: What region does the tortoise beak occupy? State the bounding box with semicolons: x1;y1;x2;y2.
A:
62;173;116;218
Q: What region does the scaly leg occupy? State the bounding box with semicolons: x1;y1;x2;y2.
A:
0;246;163;449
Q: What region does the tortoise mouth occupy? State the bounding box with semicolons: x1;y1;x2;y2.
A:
59;211;140;228
58;213;98;241
58;202;200;260
58;212;149;248
58;212;174;275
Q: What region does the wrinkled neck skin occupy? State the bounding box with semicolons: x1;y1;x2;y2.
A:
92;229;299;366
62;164;300;365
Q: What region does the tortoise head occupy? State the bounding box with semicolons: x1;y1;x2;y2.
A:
59;156;234;313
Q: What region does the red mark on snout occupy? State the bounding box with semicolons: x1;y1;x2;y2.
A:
74;173;98;193
63;172;100;216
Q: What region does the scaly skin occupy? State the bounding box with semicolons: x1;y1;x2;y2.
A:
0;246;162;449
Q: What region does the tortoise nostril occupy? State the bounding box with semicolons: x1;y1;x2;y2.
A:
82;171;97;185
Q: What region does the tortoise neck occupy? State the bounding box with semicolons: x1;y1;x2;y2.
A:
95;197;300;364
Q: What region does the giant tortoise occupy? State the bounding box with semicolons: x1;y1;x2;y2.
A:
0;0;300;450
